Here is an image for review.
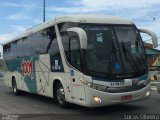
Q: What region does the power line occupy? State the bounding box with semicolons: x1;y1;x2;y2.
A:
135;16;160;23
132;10;160;23
134;15;160;23
132;10;160;22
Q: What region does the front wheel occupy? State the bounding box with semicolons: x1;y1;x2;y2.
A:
55;82;68;108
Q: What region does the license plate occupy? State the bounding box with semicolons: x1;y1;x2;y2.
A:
110;82;124;87
121;95;132;101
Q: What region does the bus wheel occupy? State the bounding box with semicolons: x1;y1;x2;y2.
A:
12;79;20;96
55;82;68;108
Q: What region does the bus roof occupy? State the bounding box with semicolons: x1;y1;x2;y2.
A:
3;14;133;45
55;14;133;24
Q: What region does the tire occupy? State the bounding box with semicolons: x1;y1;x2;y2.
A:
55;82;68;108
12;79;20;96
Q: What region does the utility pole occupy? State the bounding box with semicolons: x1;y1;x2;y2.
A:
43;0;46;22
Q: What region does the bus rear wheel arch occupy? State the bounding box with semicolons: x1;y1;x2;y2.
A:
53;80;69;108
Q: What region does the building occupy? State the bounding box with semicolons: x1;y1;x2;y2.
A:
145;42;160;81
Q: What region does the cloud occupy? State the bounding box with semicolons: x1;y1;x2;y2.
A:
0;25;30;45
7;14;31;20
47;0;160;14
10;25;30;32
0;33;17;45
33;18;43;24
135;20;160;48
47;6;95;14
46;13;63;19
0;33;16;58
138;21;160;37
0;2;34;8
0;2;23;7
74;0;160;9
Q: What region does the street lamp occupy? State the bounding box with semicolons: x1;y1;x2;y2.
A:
43;0;46;22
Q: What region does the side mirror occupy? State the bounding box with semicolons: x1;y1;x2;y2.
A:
67;27;87;49
138;28;158;48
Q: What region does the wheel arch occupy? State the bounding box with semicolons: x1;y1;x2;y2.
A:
52;77;64;98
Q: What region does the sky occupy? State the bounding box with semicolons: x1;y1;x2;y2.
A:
0;0;160;58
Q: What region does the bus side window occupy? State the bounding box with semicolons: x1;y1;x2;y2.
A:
3;44;11;59
22;36;32;57
43;26;57;54
61;32;70;61
68;32;82;70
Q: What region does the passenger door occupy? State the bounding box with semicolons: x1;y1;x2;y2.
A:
68;32;86;106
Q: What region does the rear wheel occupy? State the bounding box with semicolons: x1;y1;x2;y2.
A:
12;79;20;96
55;82;68;108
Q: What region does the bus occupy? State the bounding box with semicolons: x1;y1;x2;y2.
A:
3;15;158;107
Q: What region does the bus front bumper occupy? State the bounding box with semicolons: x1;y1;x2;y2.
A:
85;84;151;107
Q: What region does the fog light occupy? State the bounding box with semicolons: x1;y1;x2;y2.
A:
146;91;151;97
94;96;101;103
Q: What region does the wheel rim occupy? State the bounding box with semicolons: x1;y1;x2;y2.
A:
57;85;65;104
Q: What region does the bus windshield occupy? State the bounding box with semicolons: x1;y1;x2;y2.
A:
80;24;147;79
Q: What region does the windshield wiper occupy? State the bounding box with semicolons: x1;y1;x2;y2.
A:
121;40;140;73
108;41;117;73
135;38;148;69
108;40;125;75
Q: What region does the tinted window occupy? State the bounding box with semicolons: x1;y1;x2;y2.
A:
42;26;58;54
48;38;59;55
22;36;31;57
3;25;58;59
80;25;116;73
69;32;81;70
9;41;18;59
61;32;69;60
31;31;44;55
17;39;23;58
3;44;11;59
61;31;81;70
58;22;77;33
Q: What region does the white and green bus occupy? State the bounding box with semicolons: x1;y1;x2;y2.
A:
3;15;158;107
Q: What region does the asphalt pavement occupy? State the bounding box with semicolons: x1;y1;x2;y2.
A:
0;79;160;120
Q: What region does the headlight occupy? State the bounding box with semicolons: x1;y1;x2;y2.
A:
94;96;102;103
80;79;92;87
146;91;151;97
133;79;150;86
80;79;108;92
